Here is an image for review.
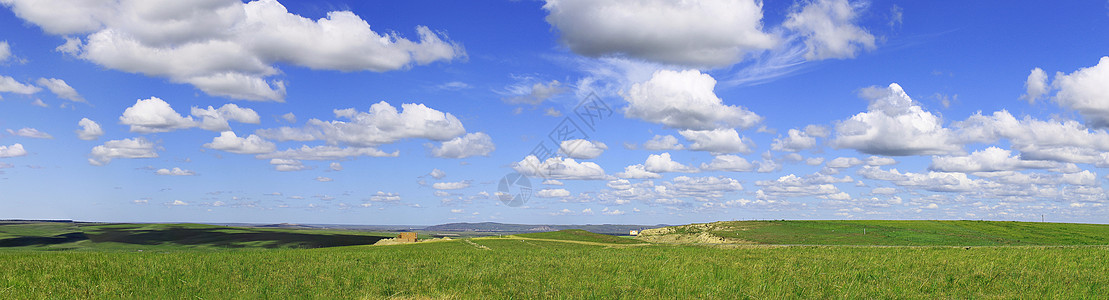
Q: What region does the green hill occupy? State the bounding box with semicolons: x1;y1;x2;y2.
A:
515;229;646;244
641;220;1109;246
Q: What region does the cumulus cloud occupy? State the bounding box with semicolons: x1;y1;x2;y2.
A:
558;139;607;159
0;41;9;62
76;118;104;140
930;147;1055;173
368;191;401;202
0;143;28;157
6;128;52;139
512;155;607;180
257;101;465;147
755;173;849;199
430;132;495;159
954;110;1109;164
315;176;333;182
624;70;761;130
643;135;685;151
784;0;876;60
88;137;157;165
1021;67;1048;104
155;167;195;176
433;181;471;190
825;157;863;169
700;155;756;172
771;128;818;152
0;75;41;95
428;168;446;179
615;164;661;179
679;128;754;154
643;152;698;173
269;158;307;171
537;188;571;198
203;131;275;154
280;112;296;123
833;83;961;156
190;103;260;131
119;97;197;133
1;0;465;101
542;0;776;67
1052;56;1109;128
329;162;342;171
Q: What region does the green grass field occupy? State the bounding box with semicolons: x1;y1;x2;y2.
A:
2;221;1108;298
515;229;646;244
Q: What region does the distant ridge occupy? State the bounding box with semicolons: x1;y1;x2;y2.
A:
423;222;665;235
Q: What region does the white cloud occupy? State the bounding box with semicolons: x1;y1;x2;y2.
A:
542;179;564;186
954;110;1109;164
624;70;761;130
558;139;607;159
806;157;825;166
6;128;52;139
433;181;470;190
0;143;28;158
170;200;188;206
155;167;195;176
430;132;495;159
503;80;566;105
203;131;275;154
512;155;608;180
269;158;307;171
31;99;48;107
329;162;342;171
0;41;10;62
544;107;562;117
833;83;961;156
0;75;41;95
2;0;465;101
1021;68;1048;104
257;101;465;147
315;176;333;182
825;157;863;169
542;0;776;67
871;187;897;195
784;0;876;60
35;78;85;103
865;156;897;166
369;191;401;202
281;112;296;123
119;97;197;133
537;188;571;198
643;135;685;151
190;103;260;132
700;155;756;172
680;128;754;154
76;118;104;140
1052;56;1109;128
755;173;846;199
930;147;1055;173
643;153;698;173
615;164;661;179
771;129;817;152
429;168;446;179
88;137;157;165
258;145;397;160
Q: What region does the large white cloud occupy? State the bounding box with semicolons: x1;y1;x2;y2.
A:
558;139;607;159
833;83;961;156
642;135;684;151
203;131;275;154
88;137;157;165
76;118;104;140
512;155;607;180
624;69;761;130
119;97;197;133
954;110;1109;164
190;103;260;132
1;0;465;101
257;101;466;147
679;128;753;154
0;143;27;157
1052;56;1109;128
431;132;495;159
783;0;875;60
542;0;775;67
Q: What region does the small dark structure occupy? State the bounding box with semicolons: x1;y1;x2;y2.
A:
396;232;418;243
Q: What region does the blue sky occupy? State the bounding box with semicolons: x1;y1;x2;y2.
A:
1;0;1108;225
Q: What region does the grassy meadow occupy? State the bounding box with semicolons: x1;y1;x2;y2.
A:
1;220;1108;298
